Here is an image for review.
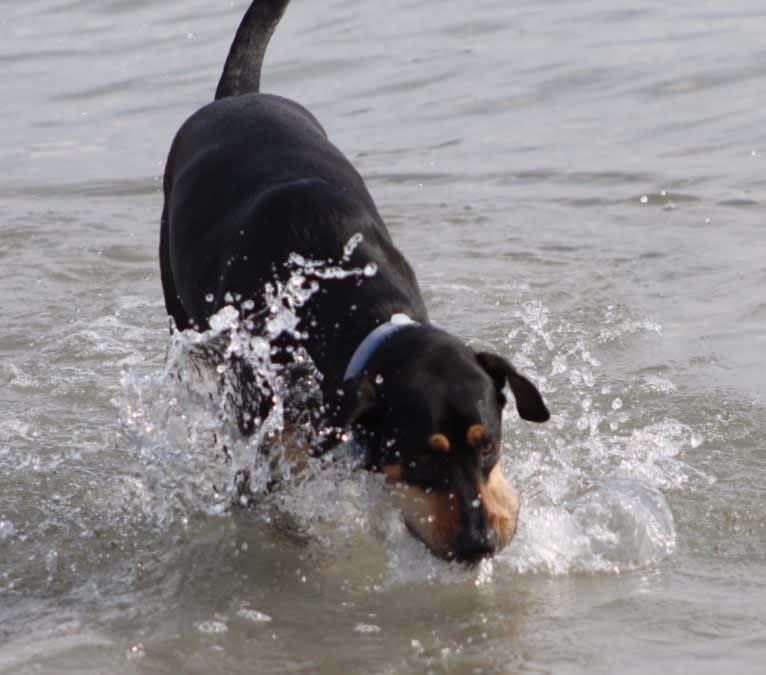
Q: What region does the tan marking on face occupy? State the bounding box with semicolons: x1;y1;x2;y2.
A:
387;483;462;558
467;424;486;448
428;433;451;452
478;464;520;550
382;463;403;483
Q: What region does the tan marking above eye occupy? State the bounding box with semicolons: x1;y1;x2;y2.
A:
466;424;486;448
428;433;451;452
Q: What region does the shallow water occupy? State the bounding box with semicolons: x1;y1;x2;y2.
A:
1;0;765;673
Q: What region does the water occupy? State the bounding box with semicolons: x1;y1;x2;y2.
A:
1;0;764;672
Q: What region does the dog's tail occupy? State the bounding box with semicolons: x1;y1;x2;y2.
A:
214;0;290;100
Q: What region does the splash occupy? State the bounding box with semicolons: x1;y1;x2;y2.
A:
116;250;696;580
497;301;706;575
116;237;376;525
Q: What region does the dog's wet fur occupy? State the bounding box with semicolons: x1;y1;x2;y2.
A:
160;0;550;563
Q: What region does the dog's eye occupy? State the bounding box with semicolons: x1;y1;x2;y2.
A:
480;440;499;469
481;441;496;456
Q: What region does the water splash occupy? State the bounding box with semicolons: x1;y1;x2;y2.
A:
115;248;698;579
497;301;708;576
115;238;376;526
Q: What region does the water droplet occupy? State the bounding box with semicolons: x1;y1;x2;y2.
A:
343;233;364;259
127;643;145;659
0;512;19;540
639;195;648;204
237;608;272;623
611;398;623;410
196;620;228;634
205;293;214;303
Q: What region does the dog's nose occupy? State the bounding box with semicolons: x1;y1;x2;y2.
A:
453;527;498;564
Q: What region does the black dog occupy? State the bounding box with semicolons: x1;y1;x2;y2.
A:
160;0;550;563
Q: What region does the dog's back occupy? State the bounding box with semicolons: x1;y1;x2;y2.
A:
160;0;424;386
162;94;382;320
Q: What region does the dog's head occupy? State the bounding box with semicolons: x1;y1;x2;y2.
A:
343;327;549;563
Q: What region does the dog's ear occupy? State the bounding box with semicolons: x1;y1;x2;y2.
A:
340;375;380;426
476;351;550;423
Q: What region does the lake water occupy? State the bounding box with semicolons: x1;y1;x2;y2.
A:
1;0;765;672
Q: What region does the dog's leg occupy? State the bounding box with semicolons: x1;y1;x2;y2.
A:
159;203;191;331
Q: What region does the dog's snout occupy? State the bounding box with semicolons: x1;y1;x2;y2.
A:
454;526;498;563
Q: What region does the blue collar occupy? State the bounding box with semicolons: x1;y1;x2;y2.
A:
343;313;418;381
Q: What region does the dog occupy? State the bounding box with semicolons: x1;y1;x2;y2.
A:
160;0;550;563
